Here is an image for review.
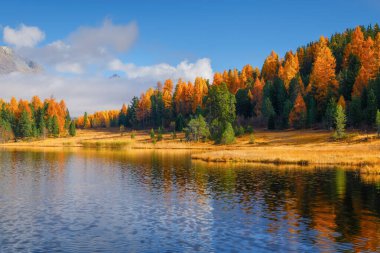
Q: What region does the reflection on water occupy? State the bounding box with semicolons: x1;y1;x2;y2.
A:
0;148;379;252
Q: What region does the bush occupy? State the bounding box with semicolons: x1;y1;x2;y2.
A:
185;115;210;142
234;125;245;137
119;125;125;136
220;123;235;144
249;133;255;144
131;131;136;139
246;125;254;134
172;131;177;140
150;128;155;139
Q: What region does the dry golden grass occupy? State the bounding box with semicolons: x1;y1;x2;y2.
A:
1;128;380;169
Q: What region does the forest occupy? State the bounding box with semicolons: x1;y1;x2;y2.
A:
2;25;380;143
0;96;76;142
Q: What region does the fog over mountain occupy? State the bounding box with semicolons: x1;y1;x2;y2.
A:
0;46;42;74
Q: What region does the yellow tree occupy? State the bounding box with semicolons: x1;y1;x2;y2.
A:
337;95;346;109
137;88;154;124
213;72;224;85
308;37;338;110
289;94;307;128
251;78;264;117
184;81;194;115
261;50;280;81
241;64;254;84
192;77;208;112
278;51;300;89
174;79;186;114
162;79;173;109
31;96;43;110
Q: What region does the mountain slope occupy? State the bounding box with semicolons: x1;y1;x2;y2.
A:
0;46;42;74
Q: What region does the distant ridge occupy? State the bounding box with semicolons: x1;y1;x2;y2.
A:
0;46;42;74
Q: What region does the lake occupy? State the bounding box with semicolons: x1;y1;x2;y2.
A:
0;148;379;252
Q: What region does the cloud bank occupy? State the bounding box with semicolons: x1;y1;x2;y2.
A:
109;58;213;82
15;19;138;74
3;24;45;48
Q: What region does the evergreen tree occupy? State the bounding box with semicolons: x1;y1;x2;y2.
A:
18;109;33;138
262;97;275;129
220;122;235;144
339;54;361;101
69;120;76;137
205;83;236;142
324;98;337;130
64;109;71;129
185;115;210;142
127;96;139;128
366;88;377;126
281;100;293;129
52;115;59;137
151;92;165;128
235;88;252;118
376;110;380;137
83;112;89;129
349;96;362;128
334;105;346;139
306;96;317;128
175;114;185;131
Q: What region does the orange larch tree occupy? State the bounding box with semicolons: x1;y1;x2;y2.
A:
308;37;338;110
192;77;208;112
289;94;307;128
261;50;280;81
162;79;173;109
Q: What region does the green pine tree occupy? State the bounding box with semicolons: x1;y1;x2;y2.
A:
334;105;346;140
366;88;377;126
69;120;76;137
18;109;33;138
52;115;59;137
376;110;380;137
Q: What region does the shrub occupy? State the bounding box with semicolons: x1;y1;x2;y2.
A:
246;125;254;134
220;122;235;144
249;133;255;144
131;131;136;139
157;127;163;141
172;131;177;140
185;115;210;142
150;128;155;139
234;125;245;137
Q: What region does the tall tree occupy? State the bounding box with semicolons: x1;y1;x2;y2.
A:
308;37;339;114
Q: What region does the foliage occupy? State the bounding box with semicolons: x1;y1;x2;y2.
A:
220;122;235;144
376;110;380;136
69;120;76;137
334;105;346;139
185;115;210;142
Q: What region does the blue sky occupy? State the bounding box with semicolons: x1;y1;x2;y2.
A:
0;0;379;115
1;0;379;71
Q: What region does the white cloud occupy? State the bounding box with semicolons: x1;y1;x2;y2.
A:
17;19;138;74
109;58;213;82
3;24;45;48
55;62;83;74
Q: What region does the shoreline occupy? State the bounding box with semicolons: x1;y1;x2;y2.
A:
1;128;379;171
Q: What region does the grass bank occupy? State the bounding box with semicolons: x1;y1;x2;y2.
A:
1;128;379;170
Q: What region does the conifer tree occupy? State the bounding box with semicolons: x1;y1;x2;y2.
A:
18;109;33;138
52;115;59;137
334;105;346;139
69;120;76;137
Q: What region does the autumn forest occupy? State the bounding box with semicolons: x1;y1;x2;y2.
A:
1;25;380;143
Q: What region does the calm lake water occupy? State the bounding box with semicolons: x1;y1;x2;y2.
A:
0;148;379;252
